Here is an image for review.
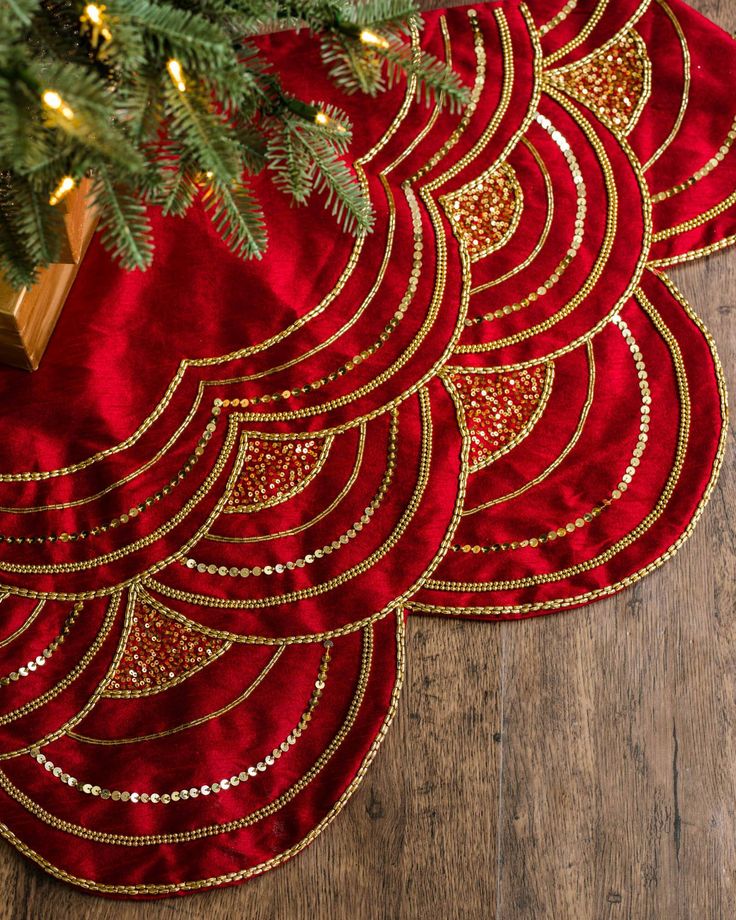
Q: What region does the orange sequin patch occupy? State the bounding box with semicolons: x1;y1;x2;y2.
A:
225;437;324;512
106;601;227;695
443;164;522;260
551;31;648;132
451;366;549;468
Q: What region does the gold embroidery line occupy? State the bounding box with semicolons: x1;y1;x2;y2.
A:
651;187;736;243
0;599;44;648
455;315;650;550
410;276;728;616
0;420;244;576
67;646;286;746
0;603;83;688
650;113;736;202
647;234;736;268
545;0;651;73
205;424;367;544
462;340;596;515
0;614;405;893
0;626;373;845
32;644;332;804
425;283;691;593
470;137;555;294
642;0;690;172
184;414;397;578
143;391;434;610
455;80;653;361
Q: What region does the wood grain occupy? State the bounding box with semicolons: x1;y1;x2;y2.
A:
1;2;734;916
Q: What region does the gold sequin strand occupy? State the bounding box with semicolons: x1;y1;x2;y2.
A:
0;603;83;688
104;600;227;695
31;642;332;804
442;164;522;261
450;366;548;468
0;410;220;546
454;312;651;553
183;412;399;578
548;31;648;134
468;114;588;325
225;438;324;513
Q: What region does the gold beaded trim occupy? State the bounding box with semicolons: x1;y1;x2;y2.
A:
182;412;398;578
651;114;736;202
453;313;650;553
0;629;371;845
647;233;736;269
145;390;434;611
642;0;690;173
456;80;653;359
221;187;423;410
462;340;596;515
651;187;736;243
466;112;587;326
67;646;285;746
471;137;555;295
223;435;331;513
427;284;691;593
411;275;728;617
30;643;332;805
0;615;405;893
409;10;487;184
0;415;244;576
0;598;44;648
538;0;579;38
0;603;83;688
206;424;367;544
0;412;219;546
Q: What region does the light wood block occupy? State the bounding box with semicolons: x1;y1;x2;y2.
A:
0;181;97;371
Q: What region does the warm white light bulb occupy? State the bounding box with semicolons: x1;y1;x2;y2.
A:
360;29;389;49
49;176;76;206
84;4;102;24
167;59;186;92
42;90;74;120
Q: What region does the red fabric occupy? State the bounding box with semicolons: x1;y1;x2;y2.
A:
0;0;732;897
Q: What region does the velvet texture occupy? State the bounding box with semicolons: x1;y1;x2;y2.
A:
0;0;732;897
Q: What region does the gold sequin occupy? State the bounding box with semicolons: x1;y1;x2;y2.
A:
450;366;548;468
105;600;227;695
549;31;649;134
225;438;324;513
442;164;522;261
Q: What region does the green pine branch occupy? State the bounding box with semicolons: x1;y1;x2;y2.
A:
0;0;470;289
91;169;154;270
203;178;267;258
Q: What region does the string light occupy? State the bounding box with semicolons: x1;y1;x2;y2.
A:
42;90;75;120
314;109;348;134
359;29;389;49
80;3;112;46
84;3;102;23
49;176;76;206
167;59;186;92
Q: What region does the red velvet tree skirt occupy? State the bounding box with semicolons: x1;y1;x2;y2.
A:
0;0;732;897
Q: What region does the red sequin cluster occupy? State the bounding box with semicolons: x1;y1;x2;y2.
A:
451;366;548;467
226;437;323;512
106;601;226;694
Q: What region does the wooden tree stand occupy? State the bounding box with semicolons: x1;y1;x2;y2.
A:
0;182;97;371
